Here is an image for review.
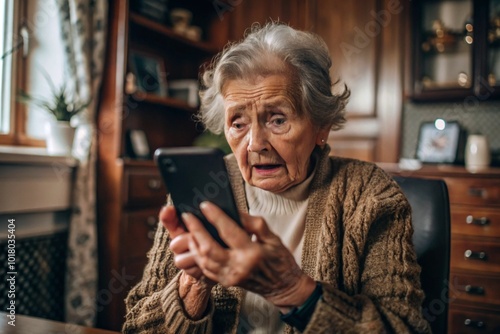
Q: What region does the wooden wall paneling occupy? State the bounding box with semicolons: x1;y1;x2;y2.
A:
374;0;406;162
227;0;309;41
313;0;378;117
312;0;405;162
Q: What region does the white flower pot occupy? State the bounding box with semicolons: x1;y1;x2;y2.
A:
45;121;76;156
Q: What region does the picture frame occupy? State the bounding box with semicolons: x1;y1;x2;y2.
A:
126;129;150;159
415;120;466;164
168;79;199;107
129;50;168;97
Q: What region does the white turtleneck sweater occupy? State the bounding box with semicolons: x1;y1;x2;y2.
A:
237;171;314;334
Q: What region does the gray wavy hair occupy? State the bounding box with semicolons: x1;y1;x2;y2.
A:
198;22;350;134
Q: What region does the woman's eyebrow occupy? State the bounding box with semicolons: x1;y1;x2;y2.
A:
226;104;247;114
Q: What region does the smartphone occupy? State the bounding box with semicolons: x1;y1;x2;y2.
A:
154;147;241;247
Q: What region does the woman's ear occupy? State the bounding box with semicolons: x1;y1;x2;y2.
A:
315;127;330;146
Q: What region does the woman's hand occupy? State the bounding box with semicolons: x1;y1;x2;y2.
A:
160;205;215;319
182;201;316;313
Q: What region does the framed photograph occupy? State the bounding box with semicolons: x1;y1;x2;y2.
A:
129;51;168;97
416;120;466;164
126;129;150;159
168;79;199;107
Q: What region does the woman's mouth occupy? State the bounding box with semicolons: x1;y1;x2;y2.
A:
253;164;282;175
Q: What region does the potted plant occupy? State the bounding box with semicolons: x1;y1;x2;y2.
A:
18;72;90;155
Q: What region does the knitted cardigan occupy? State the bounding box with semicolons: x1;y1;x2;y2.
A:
123;145;431;333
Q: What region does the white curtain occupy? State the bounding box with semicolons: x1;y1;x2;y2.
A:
55;0;107;326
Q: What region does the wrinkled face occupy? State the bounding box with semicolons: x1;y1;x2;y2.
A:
223;74;329;193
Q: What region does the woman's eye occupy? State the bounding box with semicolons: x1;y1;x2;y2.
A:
232;122;244;129
271;117;286;126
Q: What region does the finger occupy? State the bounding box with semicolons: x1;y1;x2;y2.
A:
159;205;185;238
199;202;251;249
183;267;204;280
182;212;228;266
188;237;221;283
182;212;225;257
170;234;191;254
174;251;198;270
239;212;276;242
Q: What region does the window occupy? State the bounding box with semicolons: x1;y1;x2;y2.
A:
0;0;55;147
0;0;15;136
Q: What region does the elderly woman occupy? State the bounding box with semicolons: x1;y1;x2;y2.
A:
123;23;430;333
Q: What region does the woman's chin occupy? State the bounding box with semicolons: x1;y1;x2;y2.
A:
250;178;293;193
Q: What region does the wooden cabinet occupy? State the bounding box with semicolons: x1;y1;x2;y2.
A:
96;0;230;330
409;0;500;101
380;164;500;333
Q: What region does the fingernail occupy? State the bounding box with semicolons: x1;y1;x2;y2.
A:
200;201;210;210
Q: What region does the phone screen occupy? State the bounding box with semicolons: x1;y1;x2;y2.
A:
154;147;241;247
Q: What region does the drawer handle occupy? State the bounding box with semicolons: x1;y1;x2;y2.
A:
465;285;485;295
468;187;486;198
148;179;162;190
464;250;487;260
147;230;156;240
146;216;157;227
464;318;485;329
466;215;490;226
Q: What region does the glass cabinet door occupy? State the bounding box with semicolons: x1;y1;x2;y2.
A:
418;0;473;92
410;0;500;100
488;0;500;87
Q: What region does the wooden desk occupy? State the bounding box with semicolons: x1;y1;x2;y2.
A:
379;163;500;333
0;313;120;334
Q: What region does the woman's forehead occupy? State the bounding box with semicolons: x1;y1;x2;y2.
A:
222;75;298;109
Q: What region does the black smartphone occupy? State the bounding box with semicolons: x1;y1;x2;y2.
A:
154;147;241;247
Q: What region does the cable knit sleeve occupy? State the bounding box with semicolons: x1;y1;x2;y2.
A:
302;162;431;334
122;222;215;333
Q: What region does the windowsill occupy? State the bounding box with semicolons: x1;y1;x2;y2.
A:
0;145;78;166
0;145;77;214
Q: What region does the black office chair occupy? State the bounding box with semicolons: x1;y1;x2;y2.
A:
394;176;451;334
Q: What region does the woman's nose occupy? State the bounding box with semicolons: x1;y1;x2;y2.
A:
247;125;268;152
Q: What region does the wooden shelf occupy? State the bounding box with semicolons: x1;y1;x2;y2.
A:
129;12;217;54
128;93;198;113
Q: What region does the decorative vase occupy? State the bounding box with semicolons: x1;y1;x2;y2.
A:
465;134;491;172
45;121;76;156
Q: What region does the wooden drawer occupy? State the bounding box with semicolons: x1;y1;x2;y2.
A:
123;166;166;209
445;178;500;206
452;206;500;238
451;237;500;273
449;306;500;333
123;209;159;261
450;272;500;306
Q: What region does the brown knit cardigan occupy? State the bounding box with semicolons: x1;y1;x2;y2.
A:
122;145;431;333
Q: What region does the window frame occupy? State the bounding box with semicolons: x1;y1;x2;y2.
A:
0;0;44;147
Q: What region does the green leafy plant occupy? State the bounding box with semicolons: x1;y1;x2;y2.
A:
17;69;90;122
